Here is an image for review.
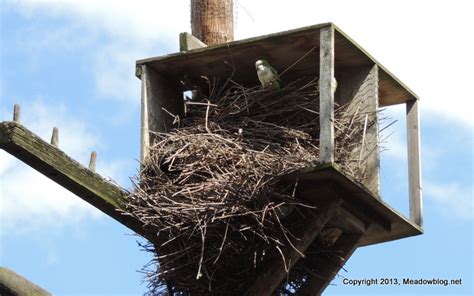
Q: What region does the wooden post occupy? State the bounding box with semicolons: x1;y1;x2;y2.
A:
89;151;97;172
244;199;342;296
50;127;58;147
13;104;20;122
138;65;150;164
406;99;423;227
191;0;234;45
319;25;336;163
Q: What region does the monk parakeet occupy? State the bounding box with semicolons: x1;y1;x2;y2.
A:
255;59;281;90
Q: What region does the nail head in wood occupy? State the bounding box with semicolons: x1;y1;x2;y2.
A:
89;151;97;172
51;127;59;147
13;104;21;122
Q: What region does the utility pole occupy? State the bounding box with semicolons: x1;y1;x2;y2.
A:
191;0;234;45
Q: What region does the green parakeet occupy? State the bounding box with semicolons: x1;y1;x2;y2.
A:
255;59;281;90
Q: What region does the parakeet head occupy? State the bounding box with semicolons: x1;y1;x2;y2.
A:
255;59;269;70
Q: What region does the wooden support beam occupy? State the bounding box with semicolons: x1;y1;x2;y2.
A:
298;233;362;295
0;267;51;296
179;32;207;51
319;25;336;163
406;99;423;227
244;199;342;296
0;121;147;237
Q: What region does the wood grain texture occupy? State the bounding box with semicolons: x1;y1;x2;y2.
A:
281;163;423;246
244;200;342;296
0;267;52;296
179;32;207;51
336;65;380;196
406;99;423;227
140;65;183;163
191;0;233;45
319;25;335;163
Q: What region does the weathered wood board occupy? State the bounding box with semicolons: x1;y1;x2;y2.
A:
336;65;380;196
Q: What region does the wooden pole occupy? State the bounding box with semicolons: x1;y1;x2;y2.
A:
191;0;234;45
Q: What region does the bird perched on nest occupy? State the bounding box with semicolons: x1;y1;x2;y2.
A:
255;59;281;90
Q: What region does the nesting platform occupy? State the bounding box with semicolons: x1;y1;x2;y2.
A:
135;22;422;241
133;22;423;295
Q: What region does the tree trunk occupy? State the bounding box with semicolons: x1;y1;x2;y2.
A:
191;0;234;45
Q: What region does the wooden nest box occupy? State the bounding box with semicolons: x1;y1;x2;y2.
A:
135;22;423;293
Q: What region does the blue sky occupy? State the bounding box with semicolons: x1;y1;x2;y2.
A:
0;1;472;295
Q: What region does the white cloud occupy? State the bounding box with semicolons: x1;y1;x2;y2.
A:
0;101;130;234
425;181;473;220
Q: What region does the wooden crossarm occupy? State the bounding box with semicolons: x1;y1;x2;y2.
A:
0;121;147;237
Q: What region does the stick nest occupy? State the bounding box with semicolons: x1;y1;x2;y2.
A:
124;77;375;295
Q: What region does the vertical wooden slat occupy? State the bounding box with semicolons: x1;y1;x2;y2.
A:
335;65;380;196
319;25;335;163
139;65;183;164
139;65;150;164
364;65;380;196
406;99;423;227
244;199;342;296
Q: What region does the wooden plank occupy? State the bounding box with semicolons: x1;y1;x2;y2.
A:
406;99;423;227
0;121;148;237
244;199;342;296
281;163;423;246
319;25;335;163
179;32;207;51
138;65;150;163
138;65;183;163
335;65;380;197
298;233;362;295
0;267;51;296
